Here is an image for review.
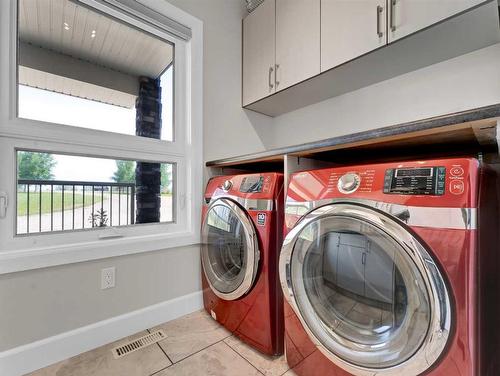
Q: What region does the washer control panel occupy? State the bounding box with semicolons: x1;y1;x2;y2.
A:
384;167;446;195
337;173;361;194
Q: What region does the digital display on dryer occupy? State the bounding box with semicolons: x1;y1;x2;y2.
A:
384;167;446;195
240;176;264;193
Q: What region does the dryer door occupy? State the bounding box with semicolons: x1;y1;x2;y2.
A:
201;198;260;301
280;202;451;376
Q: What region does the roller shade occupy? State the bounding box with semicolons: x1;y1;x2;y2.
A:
78;0;192;41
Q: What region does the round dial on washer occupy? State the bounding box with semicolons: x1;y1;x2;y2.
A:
222;180;233;191
337;173;361;193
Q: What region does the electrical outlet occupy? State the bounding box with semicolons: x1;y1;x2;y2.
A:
101;267;116;289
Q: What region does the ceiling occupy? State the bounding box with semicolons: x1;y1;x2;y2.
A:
19;66;137;108
17;0;174;107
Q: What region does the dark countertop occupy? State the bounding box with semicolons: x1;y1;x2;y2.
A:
206;104;500;168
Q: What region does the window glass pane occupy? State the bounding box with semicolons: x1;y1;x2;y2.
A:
17;0;174;141
16;151;174;235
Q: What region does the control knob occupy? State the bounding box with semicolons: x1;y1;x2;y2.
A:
222;180;233;191
338;173;360;193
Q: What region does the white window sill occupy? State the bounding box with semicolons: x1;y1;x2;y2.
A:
0;230;201;274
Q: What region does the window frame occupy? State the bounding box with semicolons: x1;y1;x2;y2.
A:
0;0;204;274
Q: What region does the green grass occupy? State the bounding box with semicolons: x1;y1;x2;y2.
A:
17;191;103;216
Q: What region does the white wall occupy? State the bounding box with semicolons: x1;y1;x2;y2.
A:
266;43;500;149
0;245;201;352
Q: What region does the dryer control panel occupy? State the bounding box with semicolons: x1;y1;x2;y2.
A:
383;167;446;196
239;176;264;193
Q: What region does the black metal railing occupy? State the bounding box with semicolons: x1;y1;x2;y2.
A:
17;180;136;234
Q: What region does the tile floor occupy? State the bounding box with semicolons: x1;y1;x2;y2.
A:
26;310;296;376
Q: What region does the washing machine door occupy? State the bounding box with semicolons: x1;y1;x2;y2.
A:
201;198;260;301
280;202;452;376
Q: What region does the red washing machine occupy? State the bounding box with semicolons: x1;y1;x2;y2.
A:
279;158;500;376
201;173;284;355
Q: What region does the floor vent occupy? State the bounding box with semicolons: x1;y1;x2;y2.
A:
112;330;166;359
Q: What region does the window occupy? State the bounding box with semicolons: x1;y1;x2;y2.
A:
16;151;175;235
17;0;175;141
0;0;203;273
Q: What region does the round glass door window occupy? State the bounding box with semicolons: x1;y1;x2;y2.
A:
201;199;258;300
285;205;450;373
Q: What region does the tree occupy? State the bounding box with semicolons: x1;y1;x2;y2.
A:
112;160;135;183
161;164;172;194
17;151;56;180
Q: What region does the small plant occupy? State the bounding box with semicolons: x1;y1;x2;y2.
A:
89;209;108;227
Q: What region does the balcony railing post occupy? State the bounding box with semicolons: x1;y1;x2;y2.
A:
51;185;54;232
62;185;65;231
82;185;85;229
72;185;75;230
126;187;129;225
110;186;113;226
39;184;42;233
118;187;121;226
26;184;30;234
130;184;135;225
92;185;95;228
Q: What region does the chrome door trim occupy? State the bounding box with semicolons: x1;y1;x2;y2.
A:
286;198;476;230
206;195;274;211
279;202;452;376
201;198;260;301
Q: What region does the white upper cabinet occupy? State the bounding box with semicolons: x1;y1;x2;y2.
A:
388;0;486;42
242;0;276;106
275;0;320;91
242;0;498;116
321;0;387;72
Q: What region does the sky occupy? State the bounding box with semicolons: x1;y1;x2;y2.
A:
51;154;118;182
18;67;173;182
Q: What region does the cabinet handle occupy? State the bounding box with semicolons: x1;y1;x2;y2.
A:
376;5;383;37
268;66;274;89
362;252;367;265
390;0;396;32
275;64;280;87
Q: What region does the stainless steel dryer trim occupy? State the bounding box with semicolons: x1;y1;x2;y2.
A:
280;202;452;376
286;197;477;230
205;195;274;211
201;198;260;301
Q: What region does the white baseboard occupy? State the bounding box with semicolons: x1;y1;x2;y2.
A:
0;290;203;376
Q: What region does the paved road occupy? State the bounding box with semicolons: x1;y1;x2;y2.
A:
17;196;173;234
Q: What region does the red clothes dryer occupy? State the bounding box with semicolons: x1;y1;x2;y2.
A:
201;173;284;355
279;158;499;375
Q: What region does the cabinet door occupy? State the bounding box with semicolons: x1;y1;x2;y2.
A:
321;0;387;72
388;0;485;42
322;232;341;285
336;234;366;297
364;241;394;304
242;0;276;106
275;0;320;92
